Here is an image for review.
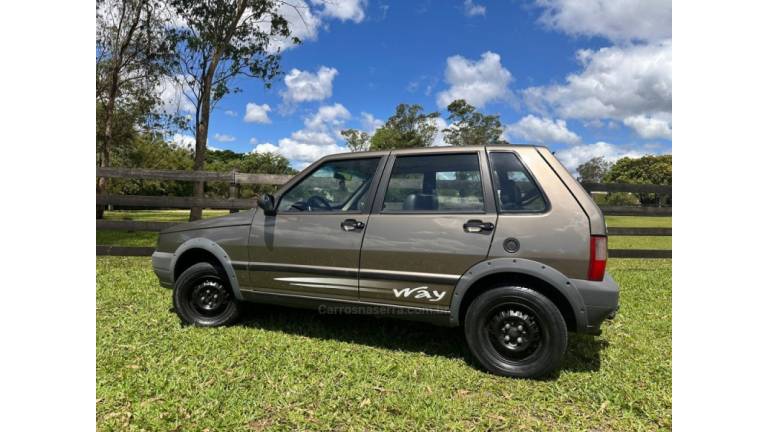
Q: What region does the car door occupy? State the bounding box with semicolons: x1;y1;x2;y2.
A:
246;155;386;301
358;150;497;310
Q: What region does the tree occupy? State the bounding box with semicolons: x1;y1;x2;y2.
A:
576;156;612;183
443;99;505;146
369;104;439;150
167;0;295;220
96;0;174;218
340;129;370;152
603;154;672;206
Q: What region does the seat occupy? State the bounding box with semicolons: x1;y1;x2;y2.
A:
402;193;438;211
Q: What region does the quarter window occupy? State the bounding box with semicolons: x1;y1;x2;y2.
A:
383;153;485;212
278;158;380;213
488;152;547;212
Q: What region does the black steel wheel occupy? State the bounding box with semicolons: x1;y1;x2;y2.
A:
173;262;240;327
464;286;567;378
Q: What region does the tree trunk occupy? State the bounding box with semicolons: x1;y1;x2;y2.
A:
189;78;212;221
97;69;119;219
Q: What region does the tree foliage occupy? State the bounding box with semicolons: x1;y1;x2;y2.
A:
603;154;672;206
167;0;296;219
443;99;505;146
369;104;439;150
576;156;612;183
340;129;370;152
96;0;175;217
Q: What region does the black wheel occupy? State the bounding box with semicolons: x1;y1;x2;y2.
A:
173;262;240;327
463;286;567;378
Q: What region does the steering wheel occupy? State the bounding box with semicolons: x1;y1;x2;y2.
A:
306;195;333;211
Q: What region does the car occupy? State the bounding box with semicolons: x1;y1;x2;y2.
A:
152;145;619;378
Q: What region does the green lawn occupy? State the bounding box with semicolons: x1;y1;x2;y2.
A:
97;257;671;430
605;215;671;228
104;209;230;222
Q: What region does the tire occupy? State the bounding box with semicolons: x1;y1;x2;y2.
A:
463;286;567;378
173;262;240;327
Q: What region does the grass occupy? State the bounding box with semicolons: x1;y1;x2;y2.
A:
97;257;671;431
104;209;230;222
605;215;671;228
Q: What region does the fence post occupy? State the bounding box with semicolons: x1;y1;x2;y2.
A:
229;169;239;213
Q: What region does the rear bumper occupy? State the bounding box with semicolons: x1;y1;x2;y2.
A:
151;251;174;288
571;273;620;335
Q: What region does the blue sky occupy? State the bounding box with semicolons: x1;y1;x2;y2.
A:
165;0;672;171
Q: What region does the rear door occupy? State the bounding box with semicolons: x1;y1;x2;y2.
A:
358;150;497;310
247;155;386;301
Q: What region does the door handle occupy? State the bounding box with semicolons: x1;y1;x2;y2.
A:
341;218;365;232
463;219;494;233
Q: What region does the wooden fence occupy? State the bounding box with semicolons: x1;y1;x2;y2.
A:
96;167;671;258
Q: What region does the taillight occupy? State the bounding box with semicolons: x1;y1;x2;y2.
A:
588;235;607;281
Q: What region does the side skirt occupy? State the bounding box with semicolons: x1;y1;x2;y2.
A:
239;289;452;327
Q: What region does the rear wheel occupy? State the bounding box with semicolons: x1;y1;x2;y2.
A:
173;262;240;326
464;286;567;378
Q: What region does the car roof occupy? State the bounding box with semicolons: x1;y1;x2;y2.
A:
320;144;548;161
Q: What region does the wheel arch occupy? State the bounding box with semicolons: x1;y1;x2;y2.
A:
449;258;588;332
170;238;243;300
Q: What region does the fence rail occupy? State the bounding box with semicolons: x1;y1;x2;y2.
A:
96;245;671;259
97;219;672;237
96;167;671;258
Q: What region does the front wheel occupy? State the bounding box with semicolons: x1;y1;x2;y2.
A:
173;262;240;327
464;286;567;378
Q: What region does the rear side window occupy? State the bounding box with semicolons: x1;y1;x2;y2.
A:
383;153;485;212
489;152;547;212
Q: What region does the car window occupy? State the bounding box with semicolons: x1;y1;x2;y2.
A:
278;158;380;213
383;153;485;212
489;152;547;212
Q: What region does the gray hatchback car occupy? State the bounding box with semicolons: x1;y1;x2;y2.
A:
152;145;619;378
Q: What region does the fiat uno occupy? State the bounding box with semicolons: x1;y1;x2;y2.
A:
152;145;619;378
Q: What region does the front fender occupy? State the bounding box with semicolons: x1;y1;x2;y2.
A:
169;238;244;300
449;258;589;331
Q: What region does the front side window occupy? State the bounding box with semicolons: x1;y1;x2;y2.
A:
278;158;380;213
383;153;485;212
489;152;547;212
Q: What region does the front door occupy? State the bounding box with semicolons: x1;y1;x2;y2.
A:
247;156;385;301
359;151;497;310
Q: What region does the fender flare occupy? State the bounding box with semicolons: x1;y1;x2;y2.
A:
448;257;588;330
170;238;244;300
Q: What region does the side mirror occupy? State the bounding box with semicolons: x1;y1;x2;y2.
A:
257;194;276;216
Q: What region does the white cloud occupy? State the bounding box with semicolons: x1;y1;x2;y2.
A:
436;51;513;108
305;103;351;130
360;112;384;133
261;0;322;52
255;130;346;164
282;66;338;104
431;117;450;147
534;0;671;43
171;133;195;149
505;115;581;145
157;75;195;115
623;113;672;139
224;110;237;117
523;40;672;123
243;103;272;124
312;0;367;23
464;0;486;16
554;141;644;172
213;133;236;143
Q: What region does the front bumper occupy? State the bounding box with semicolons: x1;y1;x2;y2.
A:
571;273;620;335
151;251;174;288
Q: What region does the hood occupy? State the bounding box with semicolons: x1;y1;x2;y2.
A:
161;209;256;234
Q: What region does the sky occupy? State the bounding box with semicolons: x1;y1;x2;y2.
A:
163;0;672;171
